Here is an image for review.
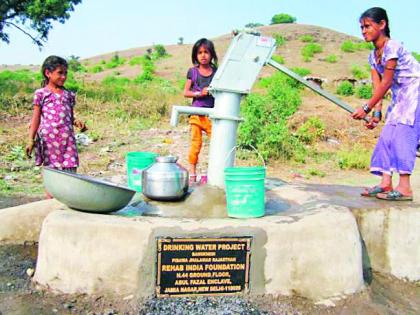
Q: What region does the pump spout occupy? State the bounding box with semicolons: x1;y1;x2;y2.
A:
170;105;214;127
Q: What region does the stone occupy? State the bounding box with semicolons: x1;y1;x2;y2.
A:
26;268;35;277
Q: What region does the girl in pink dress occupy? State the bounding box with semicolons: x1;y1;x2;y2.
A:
26;56;86;176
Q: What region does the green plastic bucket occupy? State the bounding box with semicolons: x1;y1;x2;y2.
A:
126;152;158;192
224;166;266;218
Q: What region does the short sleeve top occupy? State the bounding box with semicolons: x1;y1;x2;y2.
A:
187;66;216;108
368;39;420;125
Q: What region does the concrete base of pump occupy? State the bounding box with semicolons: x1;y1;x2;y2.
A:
2;180;419;302
33;183;366;302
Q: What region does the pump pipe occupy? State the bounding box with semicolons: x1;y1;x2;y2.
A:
267;59;370;122
170;106;213;127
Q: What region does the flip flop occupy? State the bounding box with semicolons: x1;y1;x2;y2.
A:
361;186;391;197
189;175;197;185
376;190;413;201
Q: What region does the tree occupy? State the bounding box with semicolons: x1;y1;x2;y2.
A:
177;37;184;45
67;55;82;72
0;0;82;47
271;13;296;24
153;44;167;58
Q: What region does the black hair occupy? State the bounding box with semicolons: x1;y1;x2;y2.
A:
41;55;68;87
360;7;391;38
191;38;218;67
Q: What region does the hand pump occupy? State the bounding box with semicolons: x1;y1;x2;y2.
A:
171;31;366;188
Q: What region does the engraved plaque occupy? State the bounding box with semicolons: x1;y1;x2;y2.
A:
156;237;251;297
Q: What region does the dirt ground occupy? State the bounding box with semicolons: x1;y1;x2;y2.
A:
0;244;419;314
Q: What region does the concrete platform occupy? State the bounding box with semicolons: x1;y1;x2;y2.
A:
33;188;364;302
2;179;419;302
0;199;64;244
274;183;420;282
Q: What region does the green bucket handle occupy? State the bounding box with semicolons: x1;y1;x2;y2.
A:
224;144;266;169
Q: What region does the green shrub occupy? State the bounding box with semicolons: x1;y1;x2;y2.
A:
273;33;286;46
64;71;82;92
239;72;304;160
90;65;104;73
154;44;167;58
129;56;144;66
356;84;373;99
292;67;311;77
296;117;325;144
67;55;84;72
305;168;326;177
260;67;310;90
356;42;374;50
104;53;125;69
0;179;12;193
102;76;131;86
301;43;323;62
413;52;420;62
133;56;156;84
5;145;25;162
300;35;314;43
245;22;264;28
351;65;369;80
0;69;38;95
337;146;370;170
341;40;356;53
336;81;354;96
271;13;296;24
272;55;285;64
325;54;338;63
341;40;373;53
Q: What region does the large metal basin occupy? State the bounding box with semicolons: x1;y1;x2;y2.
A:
43;167;136;213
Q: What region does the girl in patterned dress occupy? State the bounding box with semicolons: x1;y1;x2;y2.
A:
26;56;86;176
352;7;420;201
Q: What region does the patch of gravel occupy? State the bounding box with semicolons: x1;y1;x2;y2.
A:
139;296;273;315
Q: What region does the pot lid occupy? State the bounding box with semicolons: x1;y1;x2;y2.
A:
156;155;178;163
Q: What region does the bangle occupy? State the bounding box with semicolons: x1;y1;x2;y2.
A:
362;104;371;114
193;91;200;97
373;111;382;120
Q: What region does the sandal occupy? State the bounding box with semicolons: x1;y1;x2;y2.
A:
189;175;197;185
376;190;413;201
361;185;391;197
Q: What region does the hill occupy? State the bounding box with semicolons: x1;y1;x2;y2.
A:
79;23;368;82
0;23;383;204
75;22;379;152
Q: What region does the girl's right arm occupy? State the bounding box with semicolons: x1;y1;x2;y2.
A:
365;68;384;128
352;59;396;120
26;105;41;158
183;79;207;98
371;68;383;112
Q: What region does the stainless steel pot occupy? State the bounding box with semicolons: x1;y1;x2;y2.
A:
142;156;189;201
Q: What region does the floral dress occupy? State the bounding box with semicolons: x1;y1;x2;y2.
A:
368;40;420;175
33;87;79;169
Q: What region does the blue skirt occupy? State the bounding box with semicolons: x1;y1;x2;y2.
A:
370;101;420;175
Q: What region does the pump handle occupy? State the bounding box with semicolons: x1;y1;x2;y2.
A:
268;59;370;123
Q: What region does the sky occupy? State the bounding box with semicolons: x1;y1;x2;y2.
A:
0;0;419;66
